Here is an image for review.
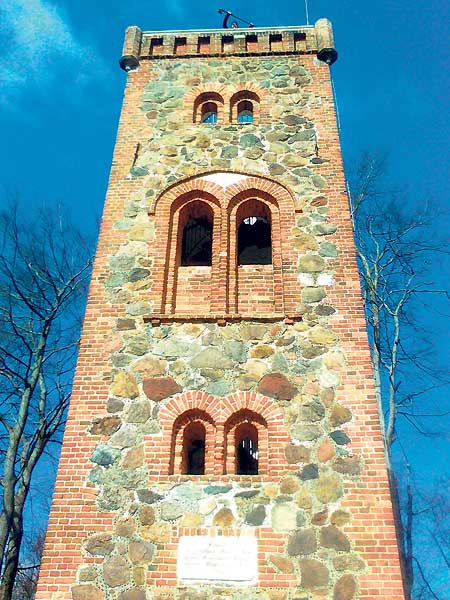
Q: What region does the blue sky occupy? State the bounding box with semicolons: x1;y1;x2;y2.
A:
1;0;449;591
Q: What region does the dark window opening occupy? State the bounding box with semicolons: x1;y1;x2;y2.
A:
183;422;206;475
174;37;187;54
236;424;258;475
237;100;253;123
181;217;212;266
201;102;218;124
246;34;258;52
238;216;271;265
269;33;283;52
198;36;211;53
150;38;164;55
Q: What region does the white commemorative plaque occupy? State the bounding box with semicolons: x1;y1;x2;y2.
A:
177;536;258;585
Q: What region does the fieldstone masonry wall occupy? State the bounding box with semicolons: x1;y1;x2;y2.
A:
36;23;405;600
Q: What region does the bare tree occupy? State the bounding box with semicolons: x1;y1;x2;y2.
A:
0;202;92;599
348;154;450;599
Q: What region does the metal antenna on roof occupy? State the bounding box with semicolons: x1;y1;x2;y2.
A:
305;0;310;25
218;8;255;29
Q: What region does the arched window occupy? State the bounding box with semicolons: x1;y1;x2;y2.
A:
235;423;258;475
193;92;224;124
237;100;253;123
182;421;206;475
230;91;260;124
237;200;272;265
201;102;218;124
179;201;213;266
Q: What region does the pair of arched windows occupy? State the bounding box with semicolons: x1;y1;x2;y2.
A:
180;199;272;267
194;92;259;124
171;409;263;476
183;420;258;476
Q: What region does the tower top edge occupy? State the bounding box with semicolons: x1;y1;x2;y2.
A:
137;25;315;36
119;18;338;71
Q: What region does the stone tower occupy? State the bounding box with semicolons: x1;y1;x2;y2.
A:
36;18;406;600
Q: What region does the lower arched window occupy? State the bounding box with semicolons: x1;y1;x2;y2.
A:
183;421;206;475
236;423;258;475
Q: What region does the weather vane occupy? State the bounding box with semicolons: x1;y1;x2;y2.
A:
218;8;254;29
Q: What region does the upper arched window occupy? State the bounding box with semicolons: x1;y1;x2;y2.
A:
201;102;218;124
237;200;272;265
194;92;224;124
230;91;260;124
179;201;213;266
237;100;254;123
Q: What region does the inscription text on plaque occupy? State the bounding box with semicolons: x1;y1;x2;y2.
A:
177;536;258;585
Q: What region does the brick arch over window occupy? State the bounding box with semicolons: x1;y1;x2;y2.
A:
190;90;226;124
154;391;292;479
230;90;261;124
149;172;299;317
152;191;222;314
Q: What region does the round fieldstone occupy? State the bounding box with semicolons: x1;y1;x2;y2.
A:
271;503;298;532
115;518;136;537
302;287;326;303
280;477;300;494
284;444;311;464
110;372;139;399
132;355;167;376
142;522;171;544
299;559;329;590
334;574;357;600
126;401;151;423
143;376;182;401
298;255;326;273
90;444;121;467
240;133;263;148
314;474;343;503
84;533;114;557
139;505;155;526
312;223;337;236
298;400;325;423
257;373;297;400
122;445;144;469
89;416;121;436
103;555;131;588
287;528;317;556
245;504;266;526
250;344;274;358
213;507;235;527
129;540;155;564
190;348;233;369
160;501;184;521
308;326;338;345
330;510;351;527
71;585;103;600
333;455;362;476
333;554;365;572
107;397;125;413
299;464;319;481
137;489;163;504
119;590;146;600
320;525;351;551
330;430;351;445
330;404;352;427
